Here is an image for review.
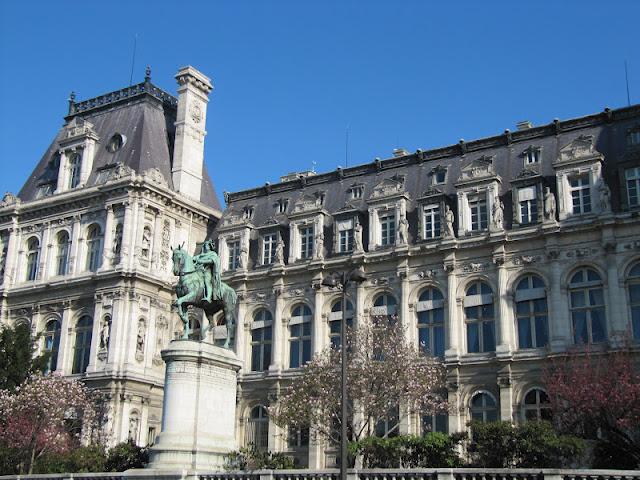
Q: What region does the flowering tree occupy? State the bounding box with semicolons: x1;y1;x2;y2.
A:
544;345;640;468
270;317;447;450
0;323;48;391
0;374;105;474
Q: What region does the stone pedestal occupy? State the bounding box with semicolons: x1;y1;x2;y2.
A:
148;340;242;470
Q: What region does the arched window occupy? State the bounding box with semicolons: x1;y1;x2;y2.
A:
25;237;40;281
43;319;61;373
470;392;498;423
515;275;548;349
86;224;103;272
569;268;607;344
372;293;398;324
245;406;269;451
329;298;354;349
251;309;273;372
287;426;310;448
56;231;70;276
68;153;81;189
628;263;640;341
72;316;93;374
289;304;312;368
464;281;495;353
522;388;552;422
417;287;445;358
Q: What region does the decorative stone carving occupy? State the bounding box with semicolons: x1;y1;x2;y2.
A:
461;262;489;273
238;244;248;270
457;155;495;183
99;317;111;350
512;255;540;266
354;220;364;253
370;174;406;199
136;319;146;362
107;163;134;181
443;205;455;238
417;269;438;279
314;229;324;260
557;135;601;164
153;315;169;366
396;213;409;245
293;194;322;213
160;219;171;269
543;187;557;222
598;178;611;213
141;225;152;260
0;192;20;208
144;167;169;188
275;237;285;265
492;198;504;231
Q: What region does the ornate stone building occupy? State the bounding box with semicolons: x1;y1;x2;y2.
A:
216;105;640;468
0;66;221;447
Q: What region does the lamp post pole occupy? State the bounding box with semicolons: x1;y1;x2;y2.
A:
321;267;366;480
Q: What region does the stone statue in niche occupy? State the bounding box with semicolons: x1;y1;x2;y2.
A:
354;220;364;253
128;414;139;441
314;230;324;260
492;198;504;230
238;244;248;270
598;178;611;213
135;320;145;361
444;205;455;238
99;318;110;350
397;213;409;245
543;187;556;222
141;226;152;259
113;223;123;256
275;237;285;265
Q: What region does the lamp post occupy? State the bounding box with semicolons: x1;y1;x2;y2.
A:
321;267;366;480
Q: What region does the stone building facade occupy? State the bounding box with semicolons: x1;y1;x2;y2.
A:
216;105;640;468
0;66;221;447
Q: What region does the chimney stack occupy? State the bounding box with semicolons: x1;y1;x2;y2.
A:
516;120;533;131
172;66;213;201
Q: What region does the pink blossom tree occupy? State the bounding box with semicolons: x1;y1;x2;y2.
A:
0;374;105;474
270;317;447;453
544;345;640;468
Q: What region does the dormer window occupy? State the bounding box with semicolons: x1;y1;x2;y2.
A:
243;205;254;220
523;146;541;165
431;166;447;185
628;127;640;147
68;153;82;189
625;167;640;207
350;185;364;200
469;195;488;231
106;133;125;153
276;198;289;214
36;183;54;199
569;174;592;214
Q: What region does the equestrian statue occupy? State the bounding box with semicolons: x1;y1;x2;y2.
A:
171;240;237;348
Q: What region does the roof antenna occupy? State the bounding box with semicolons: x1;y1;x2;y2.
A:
312;160;317;173
129;34;138;86
345;124;350;168
625;60;631;106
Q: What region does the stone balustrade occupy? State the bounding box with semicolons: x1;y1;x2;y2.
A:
2;469;639;480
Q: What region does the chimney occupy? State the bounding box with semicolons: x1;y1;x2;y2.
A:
172;66;213;201
516;120;533;130
393;148;409;157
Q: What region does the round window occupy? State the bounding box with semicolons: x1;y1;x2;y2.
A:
106;133;125;153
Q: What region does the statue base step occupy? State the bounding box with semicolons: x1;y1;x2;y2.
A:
148;340;242;471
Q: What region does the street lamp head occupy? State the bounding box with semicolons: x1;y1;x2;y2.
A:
348;266;367;284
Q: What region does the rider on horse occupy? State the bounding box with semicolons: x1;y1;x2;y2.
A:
192;239;221;304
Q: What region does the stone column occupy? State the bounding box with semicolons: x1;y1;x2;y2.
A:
120;201;134;267
605;247;627;341
151;209;163;272
313;283;324;354
3;222;19;286
86;295;103;373
495;253;513;357
40;222;52;280
444;259;460;359
69;214;82;275
548;251;569;351
148;340;242;470
270;285;285;372
234;294;248;367
101;205;115;271
399;269;413;344
57;301;74;374
498;376;513;422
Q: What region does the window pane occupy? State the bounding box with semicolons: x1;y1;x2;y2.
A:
571;291;585;308
632;306;640;341
290;341;300;368
535;316;548;347
467;323;479;353
589;288;604;306
263;344;272;370
629;284;640;304
482;321;495;352
591;308;606;342
434;326;444;358
573;311;588;343
518;318;532;349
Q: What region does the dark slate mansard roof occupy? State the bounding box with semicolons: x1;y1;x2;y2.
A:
219;104;640;263
18;76;221;210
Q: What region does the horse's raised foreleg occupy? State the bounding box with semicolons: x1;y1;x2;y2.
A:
175;292;197;340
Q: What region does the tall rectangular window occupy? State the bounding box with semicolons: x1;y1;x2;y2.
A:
570;174;591;214
380;212;396;246
227;240;240;270
626;167;640;207
423;205;441;239
469;197;488;231
518;186;537;225
262;233;277;265
289;322;311;368
299;226;314;259
337;219;354;253
251;326;272;372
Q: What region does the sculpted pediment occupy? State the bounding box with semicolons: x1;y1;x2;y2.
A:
64;117;97;140
221;209;246;227
369;174;406;200
457;155;496;183
418;186;443;199
556;135;602;164
292;192;323;213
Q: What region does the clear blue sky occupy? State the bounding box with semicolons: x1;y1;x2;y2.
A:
1;1;638;205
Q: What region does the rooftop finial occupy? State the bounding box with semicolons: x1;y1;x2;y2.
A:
68;91;76;115
145;65;151;82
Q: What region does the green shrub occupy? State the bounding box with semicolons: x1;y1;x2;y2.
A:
105;441;149;471
33;445;107;473
349;433;464;468
468;421;584;468
224;447;295;470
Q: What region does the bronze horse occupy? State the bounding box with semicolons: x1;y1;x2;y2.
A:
171;245;236;348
